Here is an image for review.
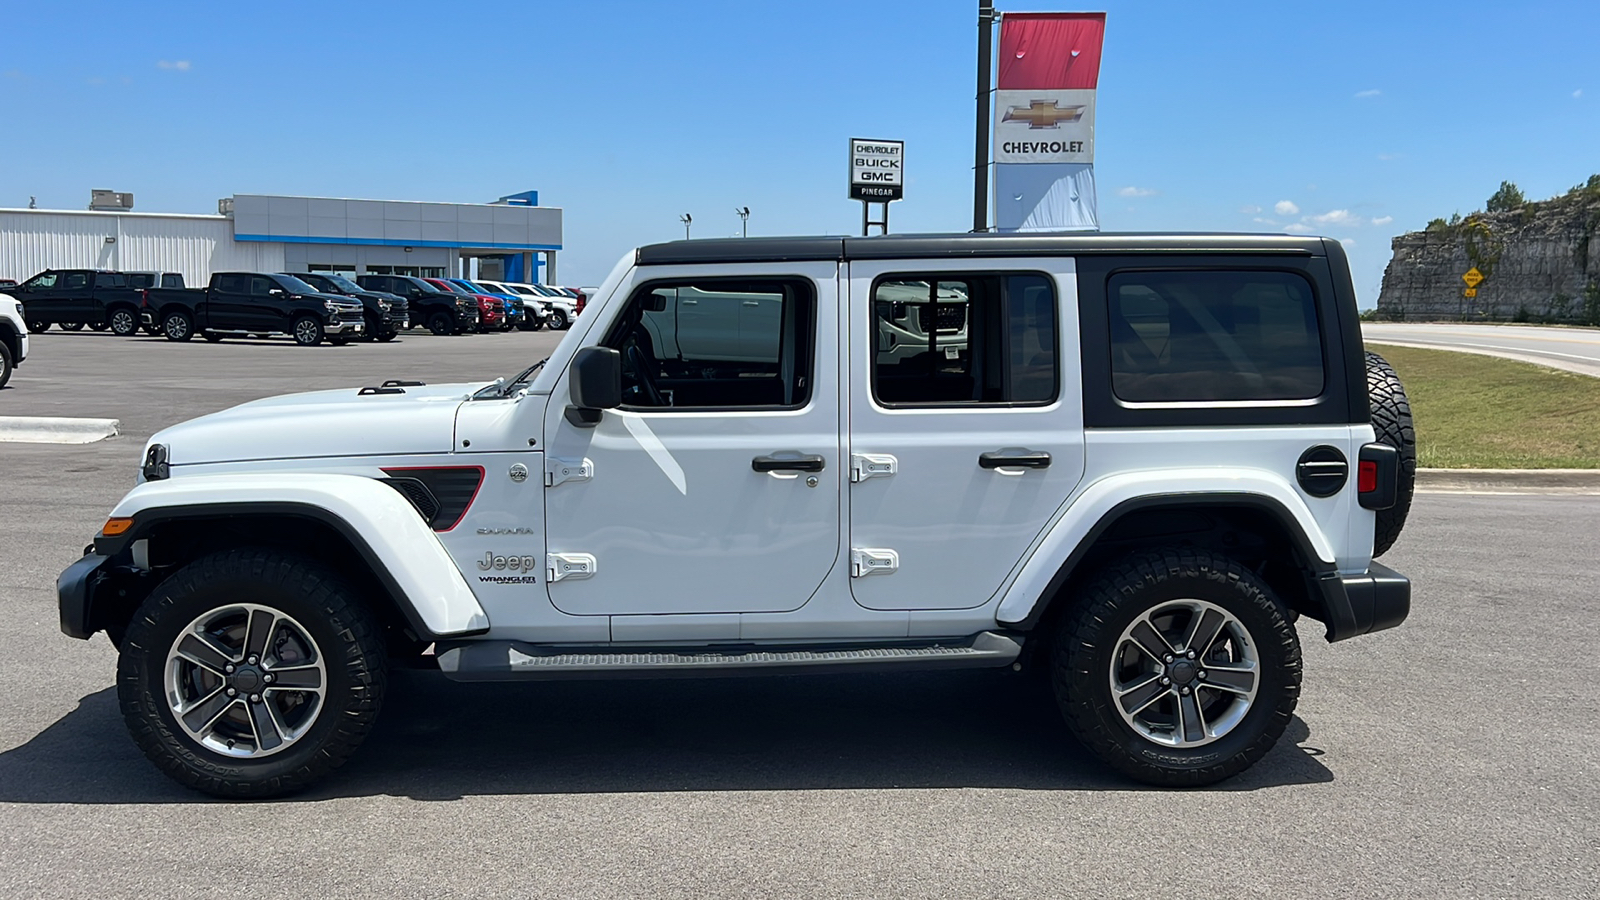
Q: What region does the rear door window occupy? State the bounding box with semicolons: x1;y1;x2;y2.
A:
1107;270;1323;402
214;274;247;294
63;272;89;290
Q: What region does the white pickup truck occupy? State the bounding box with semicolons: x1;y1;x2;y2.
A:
59;232;1414;797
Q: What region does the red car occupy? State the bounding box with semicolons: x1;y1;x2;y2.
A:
425;278;502;331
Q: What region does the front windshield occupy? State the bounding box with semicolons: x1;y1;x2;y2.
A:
435;280;472;294
325;274;363;292
275;274;319;294
457;281;490;294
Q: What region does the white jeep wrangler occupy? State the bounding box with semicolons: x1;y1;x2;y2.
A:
59;233;1415;797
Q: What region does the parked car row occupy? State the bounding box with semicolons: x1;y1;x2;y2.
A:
2;268;589;346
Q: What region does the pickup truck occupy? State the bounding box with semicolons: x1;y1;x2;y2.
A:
287;272;409;342
356;274;479;335
141;272;366;346
8;269;145;336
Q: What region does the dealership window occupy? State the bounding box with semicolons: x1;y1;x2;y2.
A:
309;265;356;274
605;279;814;410
871;272;1057;406
1107;270;1324;403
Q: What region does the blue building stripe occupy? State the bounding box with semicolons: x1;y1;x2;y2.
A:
235;234;562;251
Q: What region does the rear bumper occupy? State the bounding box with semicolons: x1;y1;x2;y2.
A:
1317;561;1411;642
58;553;109;639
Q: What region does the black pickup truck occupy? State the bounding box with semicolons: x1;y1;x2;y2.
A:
286;272;409;341
142;273;366;346
356;274;479;335
9;269;146;336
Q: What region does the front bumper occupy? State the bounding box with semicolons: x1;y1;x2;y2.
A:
1317;561;1410;642
324;319;366;336
58;553;110;639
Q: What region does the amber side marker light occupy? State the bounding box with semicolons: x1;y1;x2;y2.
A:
101;517;135;536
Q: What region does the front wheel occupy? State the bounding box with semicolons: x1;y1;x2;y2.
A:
0;341;12;389
26;320;49;334
203;332;224;343
428;312;455;336
292;316;323;346
548;308;570;330
1052;547;1301;787
162;311;194;342
376;331;398;342
89;322;109;331
116;548;387;798
62;322;85;331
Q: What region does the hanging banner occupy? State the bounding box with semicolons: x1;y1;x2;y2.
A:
993;12;1106;232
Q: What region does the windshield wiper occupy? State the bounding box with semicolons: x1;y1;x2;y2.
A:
472;358;548;400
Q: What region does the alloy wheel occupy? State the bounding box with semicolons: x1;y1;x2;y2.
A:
1108;599;1260;748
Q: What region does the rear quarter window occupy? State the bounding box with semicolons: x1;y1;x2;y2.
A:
1107;270;1323;403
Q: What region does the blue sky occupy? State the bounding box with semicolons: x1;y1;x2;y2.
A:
2;0;1596;303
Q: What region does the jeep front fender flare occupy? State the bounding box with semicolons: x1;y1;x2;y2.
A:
995;470;1337;629
99;473;489;637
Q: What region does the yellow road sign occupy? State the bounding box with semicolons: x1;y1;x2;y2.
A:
1463;287;1478;298
1462;267;1484;288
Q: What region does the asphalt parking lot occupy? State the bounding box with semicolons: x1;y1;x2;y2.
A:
1;330;1597;899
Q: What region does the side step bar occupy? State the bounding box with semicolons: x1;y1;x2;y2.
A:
435;631;1024;682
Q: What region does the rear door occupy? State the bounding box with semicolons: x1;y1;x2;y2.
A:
846;257;1086;611
206;274;255;331
59;271;93;324
542;262;841;618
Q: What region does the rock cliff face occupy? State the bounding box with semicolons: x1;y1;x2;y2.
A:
1376;180;1600;322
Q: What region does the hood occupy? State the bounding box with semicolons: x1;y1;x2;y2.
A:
153;382;487;466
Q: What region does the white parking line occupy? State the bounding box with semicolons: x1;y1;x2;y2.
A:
0;416;121;444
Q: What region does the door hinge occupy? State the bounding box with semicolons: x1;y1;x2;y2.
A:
545;457;594;487
547;552;597;582
850;548;900;577
849;453;897;483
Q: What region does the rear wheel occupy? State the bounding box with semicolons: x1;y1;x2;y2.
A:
1052;547;1301;787
1366;351;1415;557
376;331;398;342
109;308;139;336
62;322;85;331
292;316;323;347
89;322;108;331
142;324;162;337
116;548;386;798
162;311;194;342
203;332;224;343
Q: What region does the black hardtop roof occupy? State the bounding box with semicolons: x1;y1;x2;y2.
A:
636;232;1332;266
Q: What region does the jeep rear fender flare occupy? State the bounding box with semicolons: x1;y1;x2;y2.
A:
995;470;1337;628
100;473;489;637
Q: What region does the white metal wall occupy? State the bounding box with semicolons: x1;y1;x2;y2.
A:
0;210;284;285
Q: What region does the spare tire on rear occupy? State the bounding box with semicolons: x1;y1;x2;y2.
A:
1366;351;1415;557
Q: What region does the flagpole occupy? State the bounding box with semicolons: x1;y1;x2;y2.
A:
972;0;995;233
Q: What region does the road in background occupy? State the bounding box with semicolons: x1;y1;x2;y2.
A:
1;331;1597;898
1363;322;1600;378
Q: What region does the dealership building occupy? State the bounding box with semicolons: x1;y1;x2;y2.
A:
0;191;563;286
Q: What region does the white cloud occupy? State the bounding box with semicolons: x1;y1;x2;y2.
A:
1340;238;1357;248
1575;89;1584;99
1239;204;1263;215
1371;215;1394;226
1252;217;1279;226
1118;186;1158;198
1354;89;1381;98
1309;209;1360;226
1274;200;1299;216
1283;223;1316;234
157;60;191;71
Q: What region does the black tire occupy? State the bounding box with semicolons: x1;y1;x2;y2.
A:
0;340;12;389
376;331;398;342
1366;351;1415;557
26;320;49;334
548;308;570;330
89;322;108;331
328;336;349;346
428;312;455;336
162;311;194;342
108;307;140;337
142;324;162;337
61;322;85;331
1052;547;1301;787
292;316;323;347
116;548;386;798
203;332;224;343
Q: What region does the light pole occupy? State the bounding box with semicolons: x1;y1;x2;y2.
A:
679;213;692;239
735;206;750;238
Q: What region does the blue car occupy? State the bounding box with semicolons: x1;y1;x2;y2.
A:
449;279;522;330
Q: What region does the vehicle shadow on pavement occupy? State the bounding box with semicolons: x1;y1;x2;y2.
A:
0;671;1332;803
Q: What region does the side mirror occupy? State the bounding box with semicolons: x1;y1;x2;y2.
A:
268;288;285;296
565;346;621;427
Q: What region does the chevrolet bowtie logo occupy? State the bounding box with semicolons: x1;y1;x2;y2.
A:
1003;100;1085;129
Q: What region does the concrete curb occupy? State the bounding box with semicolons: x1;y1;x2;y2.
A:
0;416;121;445
1416;467;1600;494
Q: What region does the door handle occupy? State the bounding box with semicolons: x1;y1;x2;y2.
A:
752;454;825;473
979;450;1052;470
742;300;761;307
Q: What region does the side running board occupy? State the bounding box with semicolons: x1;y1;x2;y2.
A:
435;631;1023;682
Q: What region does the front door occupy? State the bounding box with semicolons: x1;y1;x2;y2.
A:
846;258;1086;611
542;262;842;616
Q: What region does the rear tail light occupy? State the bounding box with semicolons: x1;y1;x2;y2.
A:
1357;443;1399;510
574;291;586;314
